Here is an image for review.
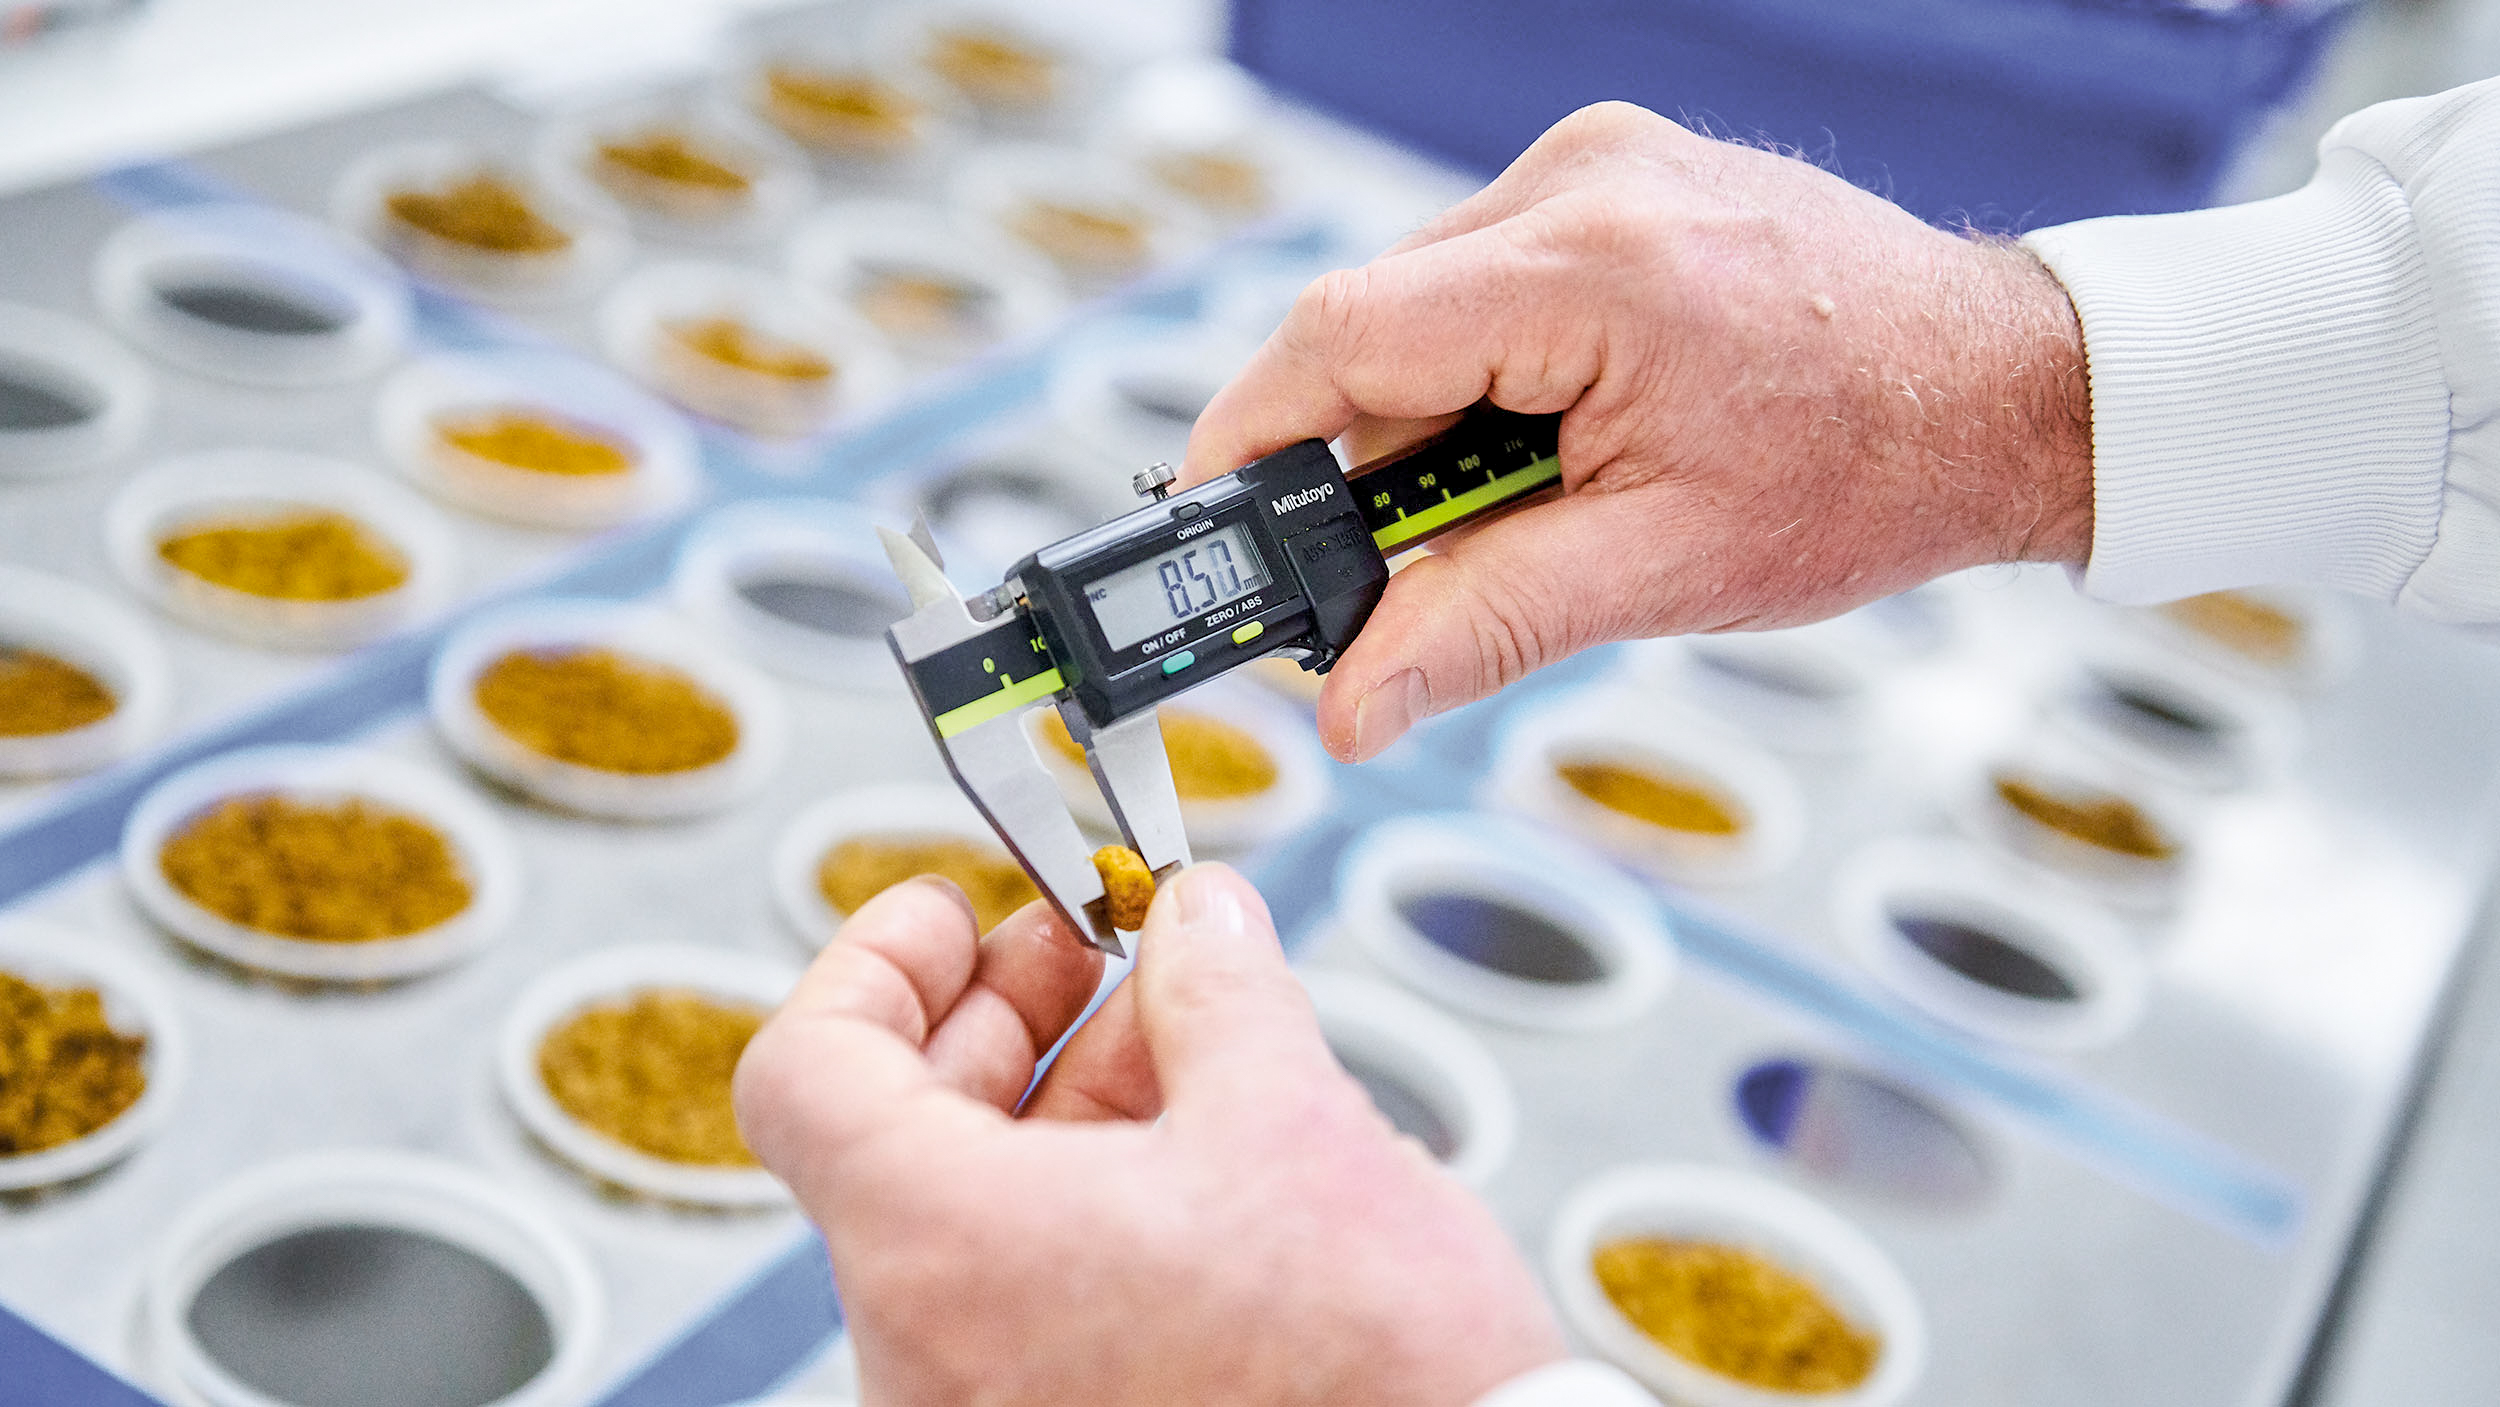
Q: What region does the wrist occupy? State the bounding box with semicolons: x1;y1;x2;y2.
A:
1966;238;2095;569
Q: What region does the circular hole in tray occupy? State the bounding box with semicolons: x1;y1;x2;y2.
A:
97;205;411;387
150;262;357;338
670;500;909;688
1886;910;2079;1003
150;1151;603;1407
0;303;152;478
1303;972;1515;1187
0;354;102;431
1732;1058;1992;1212
788;200;1061;364
1655;630;1873;755
911;453;1121;582
2055;646;2286;794
1394;888;1606;986
733;568;907;638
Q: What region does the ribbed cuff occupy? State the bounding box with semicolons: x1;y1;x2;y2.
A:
2022;150;2450;605
1471;1359;1657;1407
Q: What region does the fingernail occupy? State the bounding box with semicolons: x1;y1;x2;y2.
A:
1352;668;1428;761
1171;864;1250;937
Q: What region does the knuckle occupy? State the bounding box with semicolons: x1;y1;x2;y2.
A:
1289;265;1372;353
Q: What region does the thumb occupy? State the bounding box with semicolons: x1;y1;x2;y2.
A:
1131;863;1338;1118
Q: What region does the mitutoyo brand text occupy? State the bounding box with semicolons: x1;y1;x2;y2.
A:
1271;484;1336;515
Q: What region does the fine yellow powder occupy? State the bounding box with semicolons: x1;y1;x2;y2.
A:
1009;199;1149;274
159;793;474;943
1558;758;1745;837
157;510;410;602
817;835;1038;932
1593;1237;1880;1394
760;68;923;156
2161;591;2303;668
435;409;637;478
854;269;990;343
474;646;740;775
1992;773;2176;861
386;174;573;255
1040;709;1278;801
0;647;116;738
0;969;148;1157
1092;844;1154;931
664;317;835;383
1147;150;1271;216
537;988;763;1167
926;27;1057;109
594;131;753;196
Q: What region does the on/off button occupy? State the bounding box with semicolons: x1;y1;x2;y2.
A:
1159;650;1196;676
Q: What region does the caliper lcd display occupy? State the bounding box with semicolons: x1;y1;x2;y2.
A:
1083;521;1274;650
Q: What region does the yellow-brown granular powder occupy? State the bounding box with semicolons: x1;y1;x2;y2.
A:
594;131;753;196
1041;709;1277;801
1559;759;1744;838
854;269;990;344
474;646;740;775
1593;1237;1879;1394
0;969;148;1157
435;409;637;478
159;793;473;942
1992;773;2176;861
537;988;763;1167
1009;199;1149;275
1147;150;1271;217
926;27;1057;110
1092;844;1154;931
760;68;924;156
817;834;1037;932
2161;591;2303;668
386;174;573;255
0;647;116;738
664;317;835;383
157;511;410;602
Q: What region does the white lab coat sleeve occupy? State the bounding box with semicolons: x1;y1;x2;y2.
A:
1471;1359;1658;1406
2020;78;2500;626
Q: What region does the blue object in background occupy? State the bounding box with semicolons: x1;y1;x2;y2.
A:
1233;0;2352;230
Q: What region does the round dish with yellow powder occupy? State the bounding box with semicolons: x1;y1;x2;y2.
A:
1028;687;1327;854
0;919;186;1192
0;565;170;781
335;139;629;304
120;745;521;982
105;451;458;651
538;97;813;242
498;944;797;1206
1957;747;2188;912
772;783;1038;951
1547;1164;1926;1407
950;146;1197;293
600;261;897;439
431;599;788;821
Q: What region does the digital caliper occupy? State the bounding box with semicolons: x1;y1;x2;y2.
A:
882;403;1564;953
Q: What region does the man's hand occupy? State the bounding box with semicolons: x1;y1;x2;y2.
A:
734;866;1565;1406
1186;101;2093;762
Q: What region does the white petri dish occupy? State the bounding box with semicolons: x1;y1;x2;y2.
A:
1484;690;1805;888
146;1149;605;1407
536;93;815;246
120;744;522;983
1028;684;1329;855
2124;586;2357;692
497;942;798;1208
1104;59;1301;226
2050;637;2296;793
336;138;631;305
1640;626;1878;756
93;203;411;388
429;597;790;822
0;302;152;478
949;143;1201;292
669;499;915;689
1546;1163;1927;1407
105;449;459;651
0;565;172;780
599;260;899;440
893;438;1132;586
786;198;1064;365
0;918;186;1192
1301;970;1517;1189
873;2;1105;135
1955;744;2190;913
374;349;699;531
1337;814;1674;1031
1047;320;1257;469
1834;837;2149;1053
770;782;1024;951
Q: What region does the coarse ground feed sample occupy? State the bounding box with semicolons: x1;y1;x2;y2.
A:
0;647;115;737
1092;844;1154;931
1593;1237;1879;1394
594;131;753;200
2160;591;2303;669
1557;758;1744;837
818;834;1037;932
0;969;147;1156
158;511;410;602
160;793;473;942
386;173;573;255
537;988;764;1166
1041;709;1277;802
1009;199;1148;275
434;409;636;477
664;317;834;383
760;68;924;156
474;646;740;775
925;26;1057;110
1991;773;2176;861
1147;150;1270;217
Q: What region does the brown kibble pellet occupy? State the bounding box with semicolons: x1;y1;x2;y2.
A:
1092;845;1154;932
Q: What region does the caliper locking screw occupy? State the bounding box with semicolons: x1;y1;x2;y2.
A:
1132;462;1177;501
